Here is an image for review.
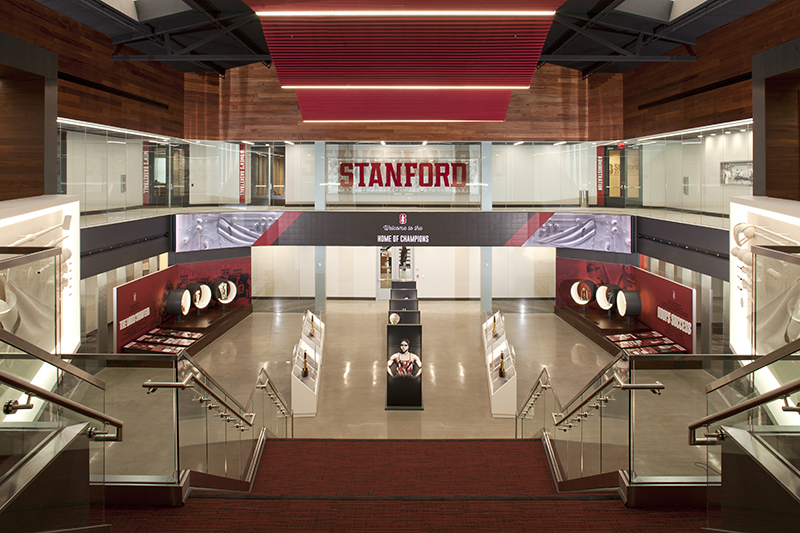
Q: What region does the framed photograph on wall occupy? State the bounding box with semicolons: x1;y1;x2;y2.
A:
721;161;753;185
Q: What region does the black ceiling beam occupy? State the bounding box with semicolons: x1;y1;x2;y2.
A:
71;0;164;49
174;15;253;56
179;0;271;68
564;14;697;47
541;0;630;60
113;54;272;62
111;12;243;45
553;13;632;56
580;0;735;76
540;55;695;62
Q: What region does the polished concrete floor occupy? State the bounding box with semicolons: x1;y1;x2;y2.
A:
91;297;724;480
192;299;615;439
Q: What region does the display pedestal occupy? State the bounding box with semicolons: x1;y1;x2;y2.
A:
386;282;423;410
291;311;325;417
482;311;517;418
554;305;649;355
123;304;251;356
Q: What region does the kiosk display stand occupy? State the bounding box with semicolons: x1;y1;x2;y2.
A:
291;310;325;417
386;281;423;410
482;311;517;418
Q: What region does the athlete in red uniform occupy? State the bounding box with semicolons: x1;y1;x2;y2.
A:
387;338;422;378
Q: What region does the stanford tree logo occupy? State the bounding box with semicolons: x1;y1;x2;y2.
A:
399;214;407;224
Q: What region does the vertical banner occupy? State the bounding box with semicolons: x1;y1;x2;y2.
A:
596;146;604;206
239;143;246;204
142;141;150;206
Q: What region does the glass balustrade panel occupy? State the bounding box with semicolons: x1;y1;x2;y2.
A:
599;387;630;476
580;398;602;478
0;380;107;530
104;364;177;480
177;385;210;474
630;365;711;480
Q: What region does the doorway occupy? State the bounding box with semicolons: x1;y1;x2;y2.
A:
376;246;414;299
603;146;642;208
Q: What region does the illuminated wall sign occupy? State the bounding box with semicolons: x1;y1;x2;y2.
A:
326;144;480;194
338;162;470;189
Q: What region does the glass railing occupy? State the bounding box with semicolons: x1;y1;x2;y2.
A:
519;350;752;495
0;247;61;355
0;361;120;532
70;349;292;491
689;337;800;531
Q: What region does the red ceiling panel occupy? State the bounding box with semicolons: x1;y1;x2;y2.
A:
247;1;566;11
242;1;566;121
261;18;552;87
296;89;512;121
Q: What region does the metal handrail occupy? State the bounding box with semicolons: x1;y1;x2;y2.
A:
193;380;254;427
553;374;617;427
0;329;106;391
177;352;249;413
518;367;552;418
257;367;291;416
689;375;800;445
0;368;123;441
142;374;253;427
553;371;665;427
705;336;800;394
558;350;627;412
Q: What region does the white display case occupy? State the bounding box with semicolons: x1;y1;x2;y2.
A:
481;311;517;418
291;311;325;417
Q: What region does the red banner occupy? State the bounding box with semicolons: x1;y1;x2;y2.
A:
239;144;246;204
596;146;604;206
143;141;150;206
114;257;252;352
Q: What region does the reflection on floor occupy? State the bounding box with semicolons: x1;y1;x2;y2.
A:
191;299;616;439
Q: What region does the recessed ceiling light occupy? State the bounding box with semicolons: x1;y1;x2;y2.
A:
380;141;386;145
422;141;427;146
303;119;504;123
513;141;524;146
284;140;295;145
554;141;567;146
257;10;556;18
283;85;528;90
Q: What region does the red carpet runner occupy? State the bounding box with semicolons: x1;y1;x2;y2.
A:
106;439;705;532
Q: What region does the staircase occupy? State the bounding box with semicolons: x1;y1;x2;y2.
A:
105;439;705;532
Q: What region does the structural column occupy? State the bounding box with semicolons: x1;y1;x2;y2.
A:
314;141;326;314
481;142;492;314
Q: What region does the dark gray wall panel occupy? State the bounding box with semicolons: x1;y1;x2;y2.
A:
637;217;729;281
81;216;171;279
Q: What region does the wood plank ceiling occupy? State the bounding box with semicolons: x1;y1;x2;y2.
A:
243;1;566;121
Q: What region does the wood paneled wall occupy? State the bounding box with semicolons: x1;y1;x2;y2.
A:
765;72;800;200
213;63;605;142
588;73;623;141
185;73;220;140
623;0;800;139
0;72;45;201
0;0;184;138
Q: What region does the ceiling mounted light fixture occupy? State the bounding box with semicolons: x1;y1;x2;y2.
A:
257;10;556;17
513;141;524;146
283;85;528;90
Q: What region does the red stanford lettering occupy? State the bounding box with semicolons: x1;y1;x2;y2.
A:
339;161;470;189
